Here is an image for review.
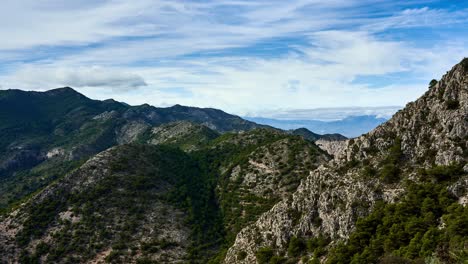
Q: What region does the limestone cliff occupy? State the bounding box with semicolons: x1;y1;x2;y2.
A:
224;59;468;263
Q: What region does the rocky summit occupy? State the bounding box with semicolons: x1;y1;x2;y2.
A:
0;59;467;264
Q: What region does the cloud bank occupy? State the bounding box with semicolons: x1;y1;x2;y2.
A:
248;106;402;121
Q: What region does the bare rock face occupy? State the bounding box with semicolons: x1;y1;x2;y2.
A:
116;120;150;144
92;110;119;121
337;61;467;167
224;59;468;263
315;139;348;157
146;121;220;151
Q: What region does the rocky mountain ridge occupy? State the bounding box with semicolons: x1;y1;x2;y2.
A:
224;59;468;263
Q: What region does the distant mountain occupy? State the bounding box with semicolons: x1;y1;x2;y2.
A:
245;115;388;138
0;87;265;210
289;128;347;142
0;87;263;163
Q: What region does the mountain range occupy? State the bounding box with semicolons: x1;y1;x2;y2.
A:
245;116;389;138
0;58;467;264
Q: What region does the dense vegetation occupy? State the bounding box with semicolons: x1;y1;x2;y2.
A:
15;145;226;263
189;130;327;262
326;171;467;264
250;164;467;264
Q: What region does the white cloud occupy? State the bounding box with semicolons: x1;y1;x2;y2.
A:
2;29;466;116
3;66;146;91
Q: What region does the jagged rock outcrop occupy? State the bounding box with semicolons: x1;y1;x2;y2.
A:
224;59;468;263
116;121;150;144
315;139;347;157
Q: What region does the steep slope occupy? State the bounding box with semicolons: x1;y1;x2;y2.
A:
193;129;330;251
224;59;468;263
0;145;203;263
0;127;331;264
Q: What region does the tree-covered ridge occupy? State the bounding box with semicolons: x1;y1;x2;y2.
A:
4;146;177;262
0;128;330;263
0;159;85;214
2;145;216;263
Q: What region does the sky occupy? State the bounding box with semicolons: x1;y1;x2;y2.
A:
0;0;467;119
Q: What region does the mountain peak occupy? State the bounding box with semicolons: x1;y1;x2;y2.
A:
459;57;468;72
41;87;92;101
45;86;81;95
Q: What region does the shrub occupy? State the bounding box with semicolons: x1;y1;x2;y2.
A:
445;99;459;110
256;247;274;264
380;163;400;183
270;255;287;264
422;164;464;182
237;251;247;260
461;57;468;70
429;79;438;87
362;165;377;178
288;236;306;257
378;138;402;183
308;257;320;264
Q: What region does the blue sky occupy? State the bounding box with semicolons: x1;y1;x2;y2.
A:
0;0;467;118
